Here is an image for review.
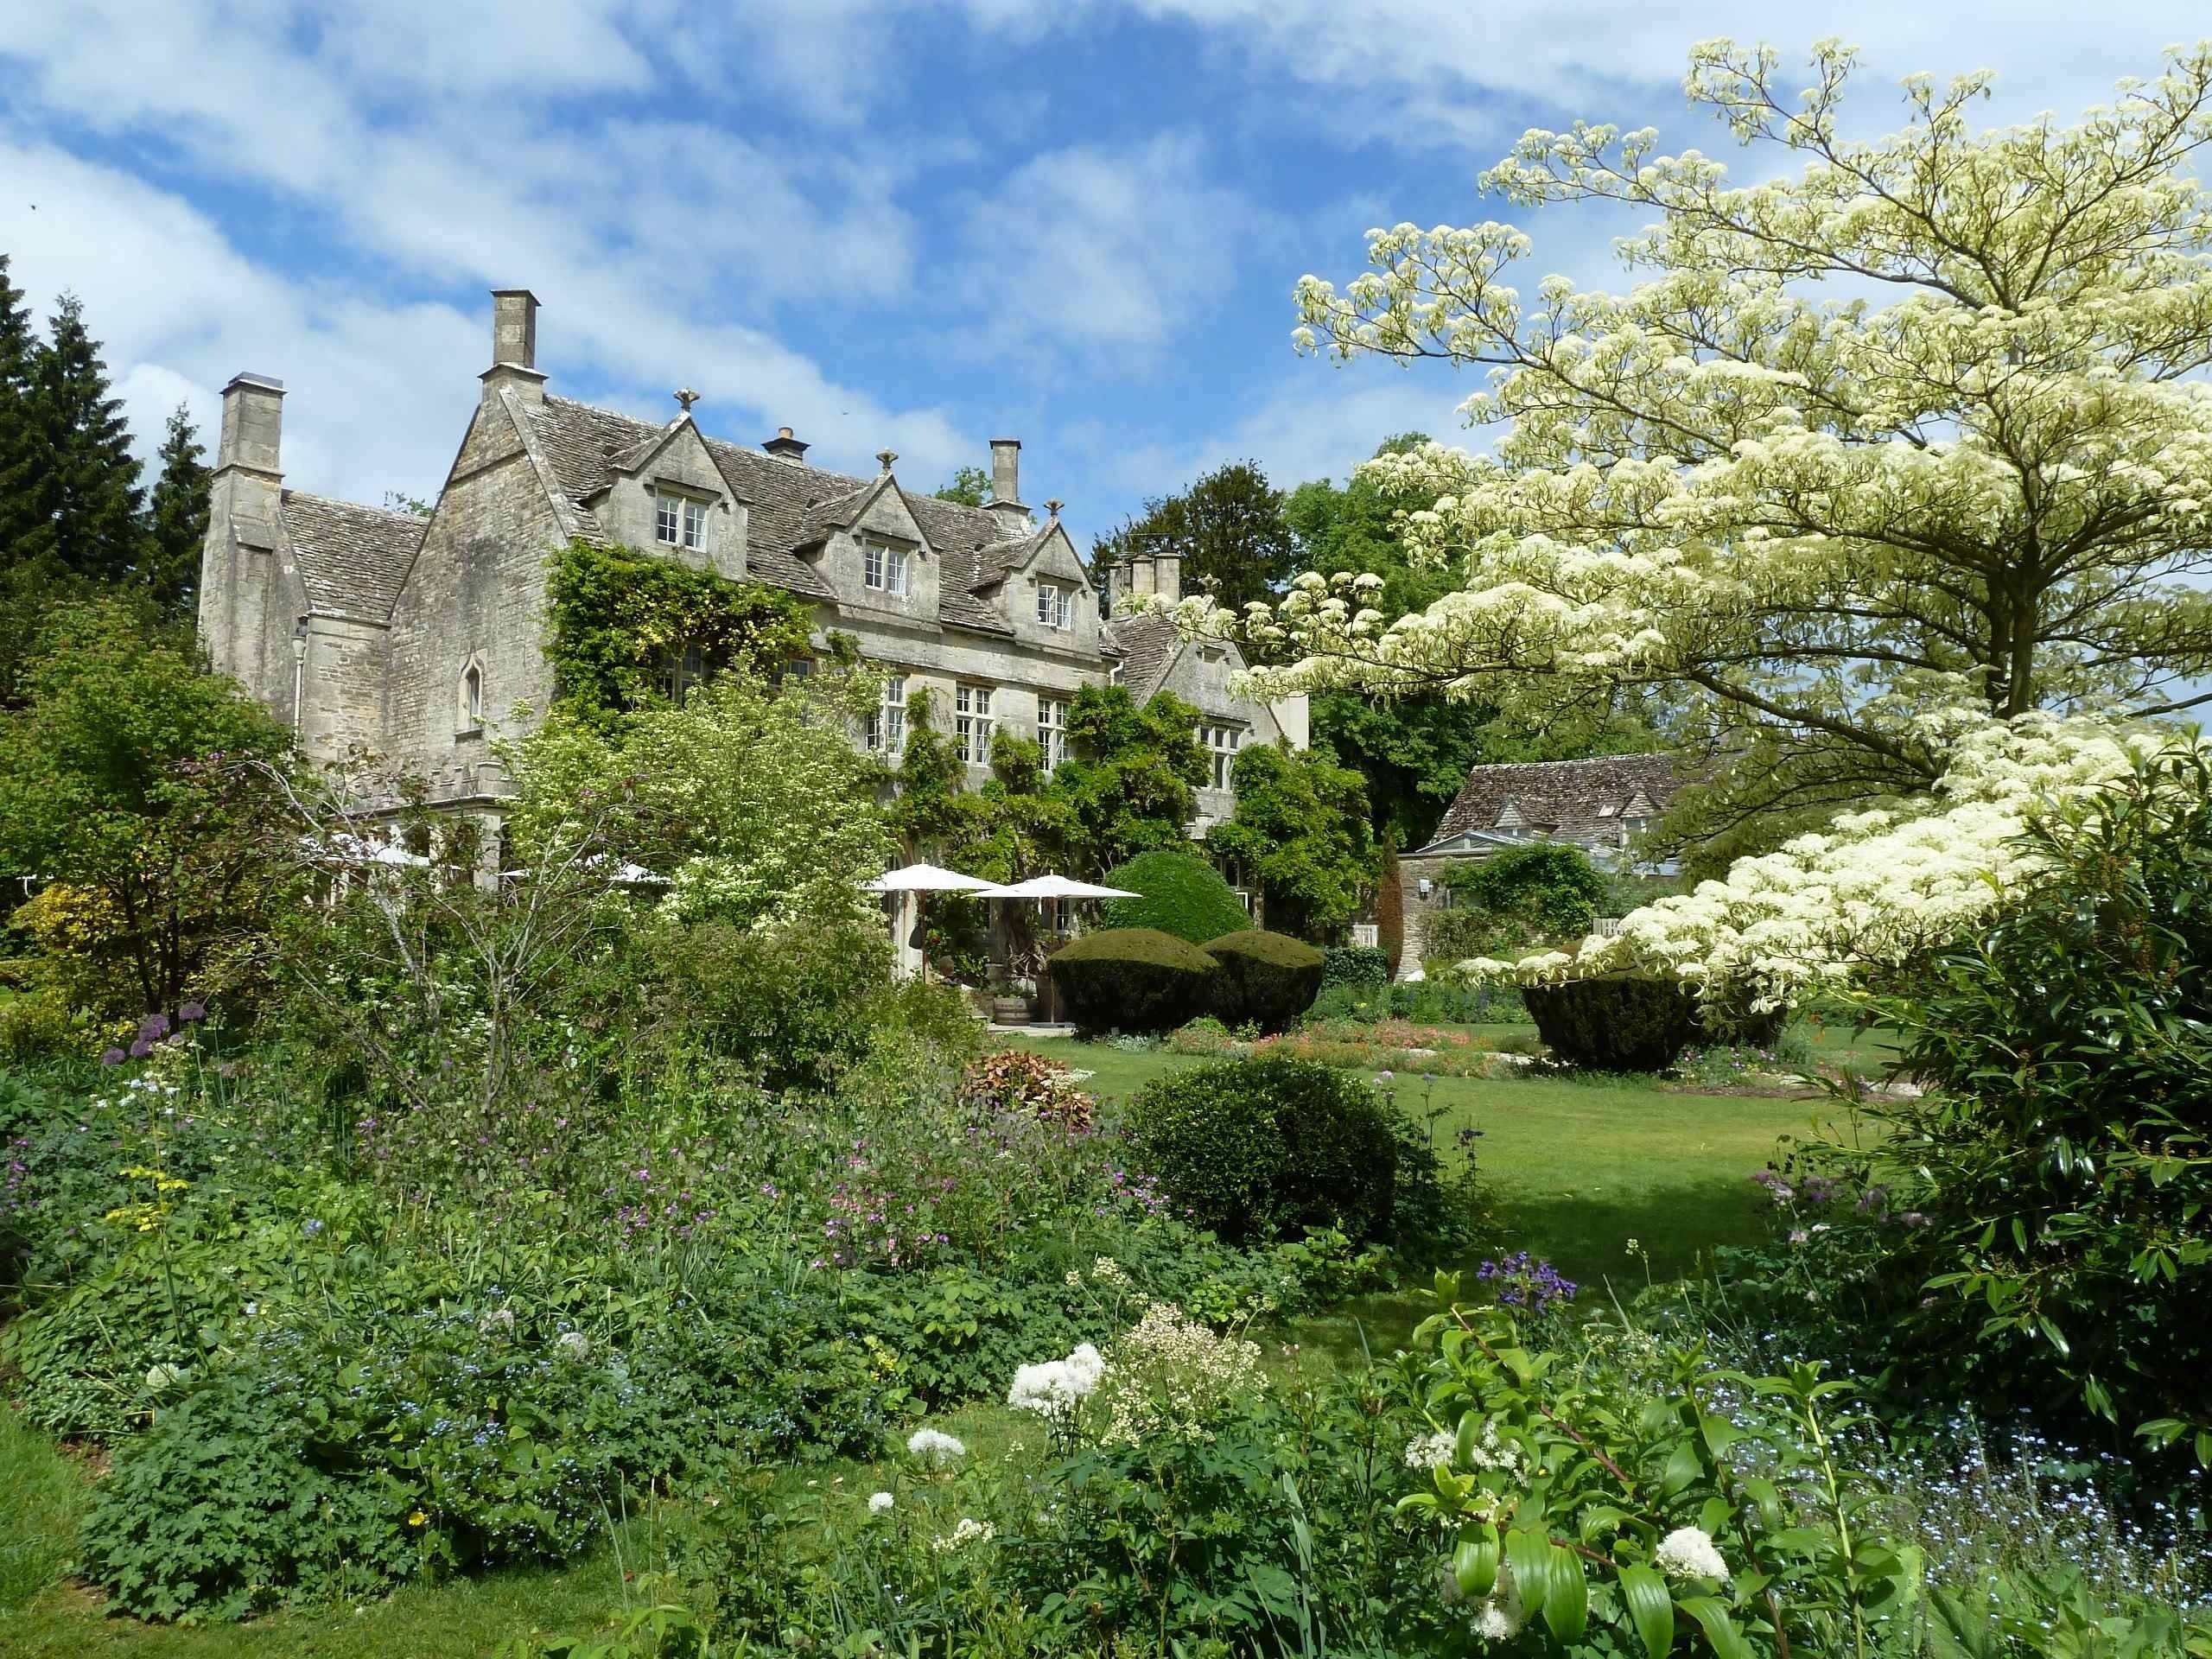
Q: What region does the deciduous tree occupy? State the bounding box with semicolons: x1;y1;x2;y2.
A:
1269;42;2212;849
1205;741;1373;940
1096;460;1294;615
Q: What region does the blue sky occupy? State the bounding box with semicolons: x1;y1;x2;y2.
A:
2;2;2207;555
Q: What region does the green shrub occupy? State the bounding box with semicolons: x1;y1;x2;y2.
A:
652;916;894;1090
1819;746;2212;1453
0;988;80;1065
1305;982;1388;1025
1123;1057;1401;1243
1203;929;1323;1031
1047;928;1220;1034
1523;976;1702;1071
1318;944;1389;994
1442;842;1609;936
1099;851;1250;944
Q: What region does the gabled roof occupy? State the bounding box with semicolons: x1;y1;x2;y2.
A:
1419;752;1688;855
1099;610;1181;701
280;491;424;623
515;394;1030;632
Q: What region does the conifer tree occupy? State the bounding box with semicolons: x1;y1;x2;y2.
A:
145;403;211;615
20;293;145;585
0;253;39;569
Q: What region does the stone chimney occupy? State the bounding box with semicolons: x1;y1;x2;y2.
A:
1153;550;1182;603
481;289;546;406
763;425;809;463
986;436;1028;535
199;373;287;704
218;372;285;480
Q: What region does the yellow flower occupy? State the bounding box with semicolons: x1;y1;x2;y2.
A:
407;1510;428;1528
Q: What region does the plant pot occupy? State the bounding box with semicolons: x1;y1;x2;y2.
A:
991;995;1032;1026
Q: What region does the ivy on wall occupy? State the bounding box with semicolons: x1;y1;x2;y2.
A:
543;538;817;727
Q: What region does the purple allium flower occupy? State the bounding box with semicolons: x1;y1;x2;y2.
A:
127;1038;152;1059
139;1013;170;1043
100;1046;126;1066
178;1001;207;1024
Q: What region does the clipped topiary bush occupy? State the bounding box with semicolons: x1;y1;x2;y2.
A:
1047;928;1221;1034
1203;929;1324;1032
1099;851;1251;944
1123;1056;1401;1243
1522;976;1702;1071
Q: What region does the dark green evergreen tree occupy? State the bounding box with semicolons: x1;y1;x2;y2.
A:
0;253;39;569
19;293;146;585
144;403;211;615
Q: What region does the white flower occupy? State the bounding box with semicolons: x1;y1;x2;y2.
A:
933;1516;995;1552
1470;1560;1525;1642
555;1330;591;1363
1403;1429;1456;1471
1008;1344;1107;1418
1090;1255;1127;1286
1655;1525;1731;1581
906;1427;967;1466
868;1491;894;1515
144;1363;188;1393
480;1306;516;1335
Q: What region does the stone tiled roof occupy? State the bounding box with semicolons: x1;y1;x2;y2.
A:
1099;610;1181;700
1421;752;1688;854
521;395;1026;632
280;491;424;623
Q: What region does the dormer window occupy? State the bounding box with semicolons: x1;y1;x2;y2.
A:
1035;582;1073;629
862;539;910;596
656;493;709;551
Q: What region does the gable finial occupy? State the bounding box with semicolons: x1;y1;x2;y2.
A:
876;448;898;474
673;387;700;413
1045;498;1064;518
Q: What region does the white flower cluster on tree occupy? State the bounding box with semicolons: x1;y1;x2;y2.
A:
1231;41;2212;836
1464;711;2185;1005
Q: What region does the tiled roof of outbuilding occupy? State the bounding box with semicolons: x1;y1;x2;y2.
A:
1421;752;1688;854
280;491;425;623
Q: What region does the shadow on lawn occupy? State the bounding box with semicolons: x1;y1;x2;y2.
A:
1293;1170;1771;1369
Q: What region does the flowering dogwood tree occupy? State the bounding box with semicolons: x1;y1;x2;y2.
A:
1256;41;2212;842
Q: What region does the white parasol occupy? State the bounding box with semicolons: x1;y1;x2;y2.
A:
864;862;999;893
972;874;1139;899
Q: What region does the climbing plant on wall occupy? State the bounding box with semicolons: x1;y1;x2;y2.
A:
543;538;816;727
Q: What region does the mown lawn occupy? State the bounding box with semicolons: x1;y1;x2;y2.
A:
1016;1027;1870;1291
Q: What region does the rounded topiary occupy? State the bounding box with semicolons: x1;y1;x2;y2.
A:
1204;929;1325;1032
1123;1056;1401;1243
1522;976;1701;1071
1046;928;1221;1034
1099;851;1251;945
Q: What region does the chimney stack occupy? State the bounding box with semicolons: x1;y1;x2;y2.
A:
217;372;284;477
492;289;538;369
763;426;809;463
481;289;547;407
1154;550;1181;603
988;437;1020;505
986;436;1030;535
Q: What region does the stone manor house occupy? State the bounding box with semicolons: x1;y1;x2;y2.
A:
197;289;1306;847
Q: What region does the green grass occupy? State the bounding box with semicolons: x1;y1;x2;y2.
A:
0;1404;89;1614
1021;1027;1855;1289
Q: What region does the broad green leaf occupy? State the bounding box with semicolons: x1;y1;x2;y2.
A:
1540;1543;1588;1643
1452;1525;1500;1599
1618;1564;1675;1659
1661;1439;1704;1497
1504;1528;1556;1615
1680;1595;1755;1659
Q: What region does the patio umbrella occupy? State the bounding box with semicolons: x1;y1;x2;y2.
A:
970;874;1139;899
864;863;998;981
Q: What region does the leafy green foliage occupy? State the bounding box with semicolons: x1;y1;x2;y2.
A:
1099;849;1249;944
1319;944;1390;995
1206;741;1374;939
1815;747;2212;1457
0;601;294;1014
1123;1056;1403;1243
1202;928;1323;1032
10;294;145;588
1093;459;1293;616
543;539;814;727
1523;976;1703;1071
1443;841;1609;938
1050;686;1208;874
1046;926;1220;1034
932;465;989;506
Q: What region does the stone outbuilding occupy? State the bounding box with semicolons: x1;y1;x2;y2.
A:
1396;753;1687;971
198;289;1305;845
